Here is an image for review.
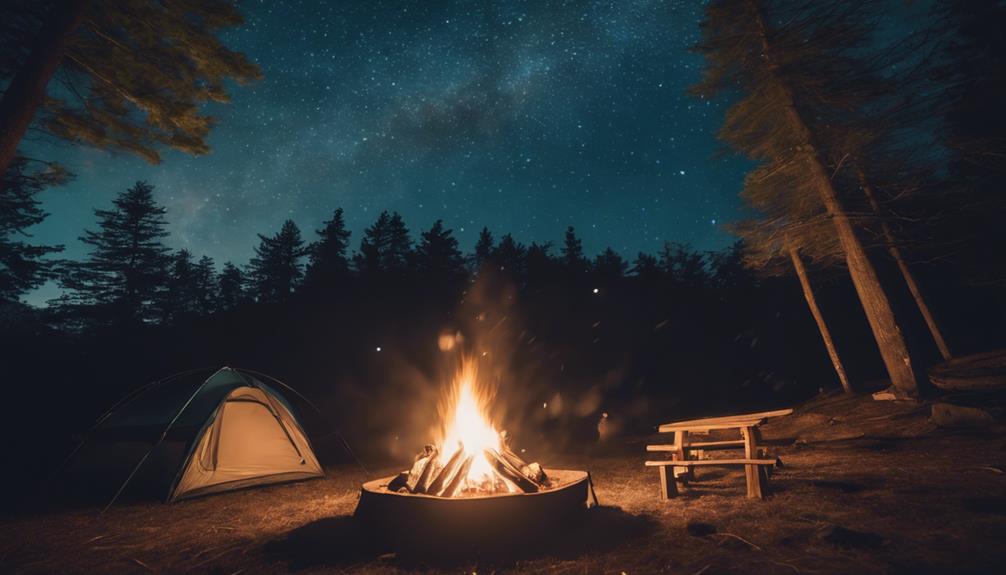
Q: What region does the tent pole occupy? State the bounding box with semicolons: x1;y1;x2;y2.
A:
239;368;324;414
46;368;215;497
239;368;369;477
101;371;218;513
237;372;308;463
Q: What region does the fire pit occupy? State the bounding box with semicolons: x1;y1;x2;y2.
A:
353;357;593;549
355;469;590;550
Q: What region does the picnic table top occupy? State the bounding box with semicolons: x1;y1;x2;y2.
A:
657;408;793;433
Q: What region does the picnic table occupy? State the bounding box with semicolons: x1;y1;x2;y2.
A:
645;408;793;499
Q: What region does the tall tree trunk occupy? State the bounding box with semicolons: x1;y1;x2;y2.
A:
0;0;89;183
858;170;952;361
787;239;853;393
752;1;924;396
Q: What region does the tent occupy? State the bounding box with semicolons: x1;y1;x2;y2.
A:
66;367;324;504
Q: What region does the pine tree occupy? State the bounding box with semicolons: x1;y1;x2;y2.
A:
630;252;661;283
354;210;412;276
731;218;854;392
57;180;170;326
560;226;586;274
0;0;261;180
304;207;351;291
161;249;198;322
0;156;68;302
194;255;217;315
248;220;307;303
593;247;627;281
525;241;556;285
493;233;527;277
473;226;495;271
707;241;756;293
415;219;465;281
385;212;413;273
659;242;707;289
217;261;246;311
693;0;925;395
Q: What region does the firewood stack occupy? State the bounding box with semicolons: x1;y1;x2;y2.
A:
387;435;550;497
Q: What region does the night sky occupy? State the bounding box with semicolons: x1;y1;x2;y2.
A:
25;0;751;304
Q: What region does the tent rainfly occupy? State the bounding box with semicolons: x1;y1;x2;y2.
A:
66;367;324;504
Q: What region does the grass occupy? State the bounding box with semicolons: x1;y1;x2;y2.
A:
2;392;1005;574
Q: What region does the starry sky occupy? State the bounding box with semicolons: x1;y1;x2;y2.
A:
26;0;752;304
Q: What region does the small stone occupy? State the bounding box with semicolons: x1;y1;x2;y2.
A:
872;389;898;401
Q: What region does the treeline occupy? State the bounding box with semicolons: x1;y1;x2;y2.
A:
5;178;750;332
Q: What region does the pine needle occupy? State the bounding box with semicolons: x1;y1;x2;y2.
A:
715;532;762;551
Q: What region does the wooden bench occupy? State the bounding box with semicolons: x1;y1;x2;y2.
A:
646;408;792;500
645;459;777;498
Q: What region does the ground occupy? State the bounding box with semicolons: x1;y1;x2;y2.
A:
3;392;1006;575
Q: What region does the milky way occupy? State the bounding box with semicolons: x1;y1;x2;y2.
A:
25;0;751;303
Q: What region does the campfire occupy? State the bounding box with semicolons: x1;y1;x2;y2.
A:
354;355;592;550
386;358;552;497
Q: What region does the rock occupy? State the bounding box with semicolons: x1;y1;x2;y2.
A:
931;403;995;428
872;388;899;401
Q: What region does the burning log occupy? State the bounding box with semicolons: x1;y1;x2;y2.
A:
500;432;548;486
501;447;528;472
406;445;439;492
415;456;443;494
387;471;409;492
440;455;474;498
484;448;540;493
523;462;548;485
427;443;466;496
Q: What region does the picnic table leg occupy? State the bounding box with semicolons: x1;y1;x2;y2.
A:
672;430;692;481
658;465;678;499
680;431;695;481
741;426;764;499
758;444;775;477
753;427;772;487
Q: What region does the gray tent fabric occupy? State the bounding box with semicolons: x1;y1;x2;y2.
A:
66;367;323;504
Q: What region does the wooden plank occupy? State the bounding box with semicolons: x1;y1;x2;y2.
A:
647;440;746;451
658;408;793;431
659;419;766;433
645;458;777;467
742;426;763;499
658;464;677;499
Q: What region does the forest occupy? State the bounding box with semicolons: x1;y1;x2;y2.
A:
1;1;1006;573
1;0;1004;486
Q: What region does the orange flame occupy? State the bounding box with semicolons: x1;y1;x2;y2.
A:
436;357;512;492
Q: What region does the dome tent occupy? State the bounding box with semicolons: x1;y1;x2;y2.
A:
66;367;323;505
